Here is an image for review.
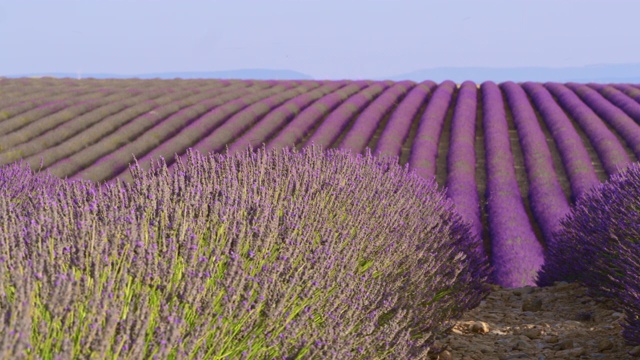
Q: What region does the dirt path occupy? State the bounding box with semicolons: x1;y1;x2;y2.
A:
427;281;640;360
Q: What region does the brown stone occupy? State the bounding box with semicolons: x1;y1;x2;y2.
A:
470;321;490;334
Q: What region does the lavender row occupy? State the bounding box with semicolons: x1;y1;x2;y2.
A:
500;82;572;288
93;81;305;186
0;93;133;151
0;89;175;165
0;78;111;100
444;81;484;250
0;88;124;141
544;82;631;176
609;83;640;104
408;80;456;180
302;82;391;151
264;81;371;153
3;88;178;153
0;78;59;97
185;83;320;154
590;83;640;124
0;87;88;120
225;81;349;157
441;81;494;298
521;82;599;202
17;83;230;175
59;81;264;183
565;82;640;160
115;81;322;184
374;80;438;160
338;81;415;155
481;81;545;288
501;81;570;241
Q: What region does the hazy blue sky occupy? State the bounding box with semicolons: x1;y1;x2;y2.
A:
1;0;639;80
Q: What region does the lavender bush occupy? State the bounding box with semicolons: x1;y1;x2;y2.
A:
543;161;640;345
0;144;492;359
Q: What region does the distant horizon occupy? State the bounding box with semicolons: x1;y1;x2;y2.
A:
8;62;640;76
6;62;640;85
7;62;635;75
2;1;639;80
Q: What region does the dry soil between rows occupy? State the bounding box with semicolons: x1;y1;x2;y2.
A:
427;281;640;360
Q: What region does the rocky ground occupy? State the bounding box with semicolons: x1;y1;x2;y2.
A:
427;281;640;360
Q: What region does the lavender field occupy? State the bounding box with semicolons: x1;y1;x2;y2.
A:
0;77;639;358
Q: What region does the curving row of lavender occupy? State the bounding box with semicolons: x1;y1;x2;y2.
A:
520;82;600;202
481;81;545;288
588;83;640;125
501;82;570;246
374;80;437;160
2;81;238;172
611;84;640;106
265;81;375;154
444;81;483;249
544;82;633;176
500;81;572;288
407;80;456;181
72;81;311;184
111;80;331;184
0;89;176;164
339;81;414;156
565;82;640;160
302;82;391;151
227;81;350;156
0;88;128;143
0;80;152;123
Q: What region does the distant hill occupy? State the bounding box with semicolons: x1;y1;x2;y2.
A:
567;76;640;84
7;64;640;84
5;69;314;80
376;63;640;84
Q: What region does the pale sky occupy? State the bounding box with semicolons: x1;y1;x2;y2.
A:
1;0;639;80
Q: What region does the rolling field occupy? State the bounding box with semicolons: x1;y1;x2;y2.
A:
1;77;639;288
1;76;640;358
0;78;640;286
